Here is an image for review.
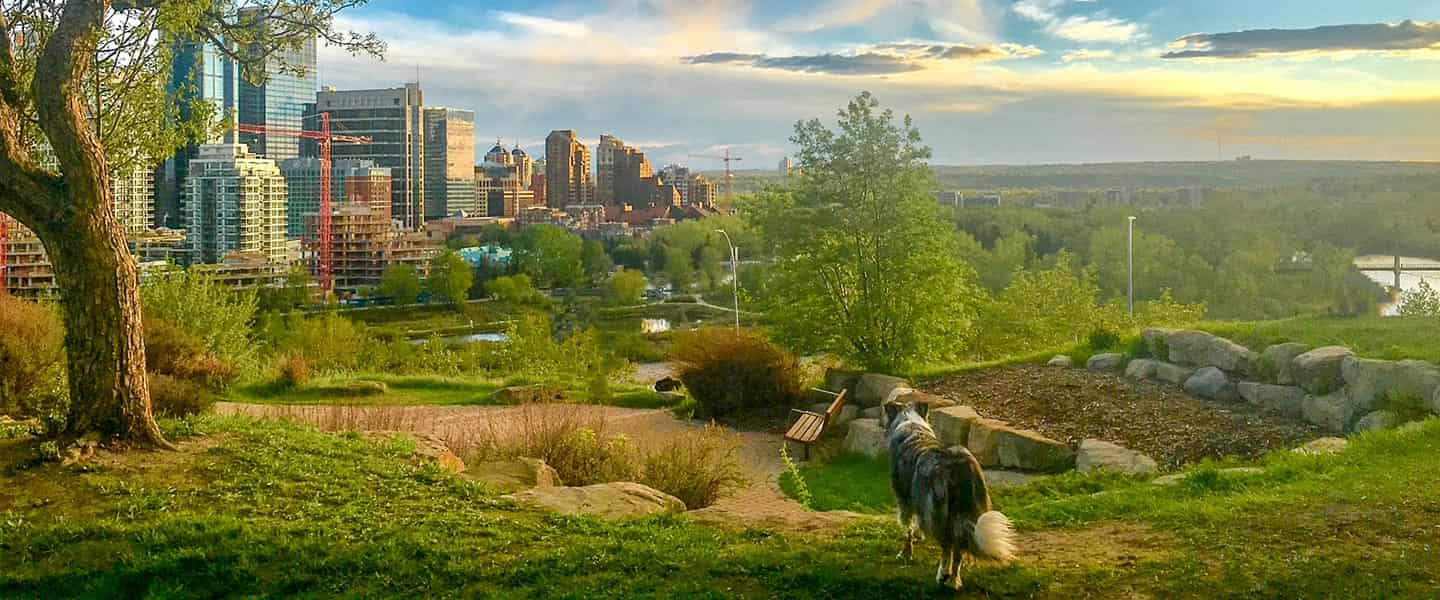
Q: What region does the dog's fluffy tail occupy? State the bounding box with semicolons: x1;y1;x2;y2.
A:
972;511;1016;563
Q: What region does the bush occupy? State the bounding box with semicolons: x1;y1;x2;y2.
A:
673;327;803;418
273;312;372;373
1087;327;1121;352
639;423;746;509
488;274;546;306
145;318;235;388
277;354;310;389
0;296;65;418
141;267;259;377
148;374;213;418
607;269;647;306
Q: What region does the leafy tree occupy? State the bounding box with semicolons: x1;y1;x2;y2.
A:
379;263;423;304
0;0;380;446
663;246;696;292
488;273;545;306
141;267;259;378
581;239;614;286
608;268;647;306
258;264;312;311
746;92;982;372
512;224;583;288
610;238;649;271
427;250;473;308
479;222;512;245
1398;280;1440;317
699;244;726;291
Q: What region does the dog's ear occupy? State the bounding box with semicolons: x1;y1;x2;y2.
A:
883;401;901;425
915;402;930;421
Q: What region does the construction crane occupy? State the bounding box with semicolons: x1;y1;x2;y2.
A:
688;148;743;207
234;113;370;294
0;214;8;296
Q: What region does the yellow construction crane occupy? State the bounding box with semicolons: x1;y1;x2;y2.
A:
688;148;743;207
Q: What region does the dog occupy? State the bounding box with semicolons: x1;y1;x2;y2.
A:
884;392;1016;590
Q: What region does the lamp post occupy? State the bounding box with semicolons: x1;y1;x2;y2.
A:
1127;215;1136;317
714;229;740;330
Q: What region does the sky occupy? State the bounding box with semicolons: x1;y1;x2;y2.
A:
315;1;1440;168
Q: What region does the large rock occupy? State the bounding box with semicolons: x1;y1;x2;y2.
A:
1184;367;1237;402
491;384;567;404
1124;359;1158;380
1237;382;1306;418
410;434;466;474
930;406;980;447
823;368;863;395
1293;437;1348;456
1086;353;1125;372
965;419;1074;473
807;402;859;429
1166;330;1257;375
1047;355;1074;368
1153;362;1197;385
1341;357;1440;414
853;373;910;407
894;390;957;409
1141;328;1175;358
1302;391;1355;433
1291;346;1353;394
1076;439;1157;474
860;406;884;420
1354;410;1400;433
1260;343;1310;385
467;458;561;493
507;482;685;519
843;419;888;457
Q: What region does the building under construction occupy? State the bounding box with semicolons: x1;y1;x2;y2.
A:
0;213;55;298
324;204;441;295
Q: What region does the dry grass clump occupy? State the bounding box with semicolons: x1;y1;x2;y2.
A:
673;327;803;418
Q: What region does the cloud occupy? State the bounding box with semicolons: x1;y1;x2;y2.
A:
682;42;1042;75
493;11;591;38
777;0;893;33
1163;20;1440;59
1061;48;1114;63
1012;0;1142;43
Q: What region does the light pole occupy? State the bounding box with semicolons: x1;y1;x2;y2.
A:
1127;215;1136;317
714;229;740;330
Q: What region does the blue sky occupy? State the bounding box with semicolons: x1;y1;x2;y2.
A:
316;1;1440;168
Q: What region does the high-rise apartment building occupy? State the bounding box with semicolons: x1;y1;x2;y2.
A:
422;107;476;220
113;166;156;234
280;158;391;239
688;173;717;208
595;134;625;205
778;156;793;176
236;7;318;161
660;164;690;204
475;163;536;218
184;144;289;264
158;36;239;228
544;130;592;208
313;83;426;229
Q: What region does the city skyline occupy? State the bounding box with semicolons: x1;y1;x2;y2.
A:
309;1;1440;168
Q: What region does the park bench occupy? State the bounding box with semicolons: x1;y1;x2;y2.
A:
784;388;848;459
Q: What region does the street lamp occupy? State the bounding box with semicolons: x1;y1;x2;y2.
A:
714;229;740;330
1127;216;1136;317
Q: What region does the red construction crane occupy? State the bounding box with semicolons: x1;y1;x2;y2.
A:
0;214;9;296
688;148;743;207
234;113;370;294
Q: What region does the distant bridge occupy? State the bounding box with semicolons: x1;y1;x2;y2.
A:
1352;255;1440;290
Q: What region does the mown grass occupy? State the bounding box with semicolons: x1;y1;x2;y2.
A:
1197;315;1440;362
223;373;678;410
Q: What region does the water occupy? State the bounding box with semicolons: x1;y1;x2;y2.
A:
1353;255;1440;316
407;332;509;345
641;318;671;334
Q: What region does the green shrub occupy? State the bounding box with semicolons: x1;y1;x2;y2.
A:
145;317;236;389
1087;327;1121;353
674;327;803;418
148;374;213;418
141;267;258;377
0;295;65;418
639;423;745;509
277;354;310;389
273;312;372;373
607;269;647;306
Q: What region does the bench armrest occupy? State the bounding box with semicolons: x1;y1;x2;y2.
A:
787;408;823;425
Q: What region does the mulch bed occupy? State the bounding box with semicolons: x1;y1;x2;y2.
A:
924;365;1324;470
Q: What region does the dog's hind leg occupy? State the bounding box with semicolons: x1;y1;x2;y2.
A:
947;550;964;590
896;508;915;561
935;542;955;588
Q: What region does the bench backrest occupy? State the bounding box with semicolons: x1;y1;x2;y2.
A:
816;388;848;424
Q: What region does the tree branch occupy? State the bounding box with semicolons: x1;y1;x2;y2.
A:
32;0;107;213
0;8;62;225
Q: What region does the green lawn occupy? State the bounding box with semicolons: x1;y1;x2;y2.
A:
1197;315;1440;362
223;373;677;410
4;416;1440;597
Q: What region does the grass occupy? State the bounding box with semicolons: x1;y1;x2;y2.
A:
223;373;679;410
1196;315;1440;362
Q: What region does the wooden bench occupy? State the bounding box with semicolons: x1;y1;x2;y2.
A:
784;388;848;459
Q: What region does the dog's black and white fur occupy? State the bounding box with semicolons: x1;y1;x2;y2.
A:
884;391;1016;590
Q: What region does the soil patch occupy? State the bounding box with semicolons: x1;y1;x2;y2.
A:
925;365;1322;469
1019;521;1175;569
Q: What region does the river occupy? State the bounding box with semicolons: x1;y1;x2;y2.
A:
1353;254;1440;316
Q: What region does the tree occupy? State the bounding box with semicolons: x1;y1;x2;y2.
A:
379;263;423;304
1399;280;1440;317
581;239;613;286
746;92;982;373
488;273;544;306
0;1;380;447
608;268;647;306
428;249;473;308
258;264;312;311
663;246;695;292
512;224;583;288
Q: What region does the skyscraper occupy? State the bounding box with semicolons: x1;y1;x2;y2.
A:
236;7;318;161
545;130;592;208
595;134;625;205
184;143;289;264
422;107;477;220
113;167;155;235
158;36;239;228
280;158;391;239
313;83;426;229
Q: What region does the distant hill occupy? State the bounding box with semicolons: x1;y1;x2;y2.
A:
703;161;1440;194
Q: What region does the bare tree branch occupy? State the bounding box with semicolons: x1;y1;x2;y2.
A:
0;8;62;225
33;0;108;212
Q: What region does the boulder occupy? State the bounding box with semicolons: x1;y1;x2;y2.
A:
1354;410;1400;433
1259;343;1310;385
491;384;568;404
860;406;884;421
410;434;466;474
1153;362;1197;385
1293;437;1348;456
853;373;910;407
1184;367;1237;402
1152;467;1263;486
843;419;888;457
966;419;1074;473
1237;382;1306;418
1341;357;1440;414
467;458;561;493
1124;359;1158;380
894;390;957;409
807;402;859;428
1076;439;1157;474
506;482;685;519
1302;391;1355;433
1141;328;1174;358
823;368;863;395
1047;355;1074;368
342;380;389;396
1291;346;1353;394
1086;353;1125;372
1166;330;1257;375
979;468;1045;490
930;405;980;447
